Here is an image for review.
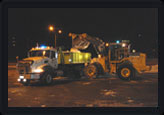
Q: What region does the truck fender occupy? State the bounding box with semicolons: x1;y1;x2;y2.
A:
42;66;56;77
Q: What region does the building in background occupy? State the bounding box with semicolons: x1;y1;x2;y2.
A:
8;35;17;61
8;35;16;48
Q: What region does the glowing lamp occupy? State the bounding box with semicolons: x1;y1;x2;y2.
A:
40;45;47;49
49;26;54;31
23;79;27;82
17;79;21;82
105;43;109;47
122;43;126;47
132;49;136;53
58;30;62;34
68;33;72;37
116;40;120;43
19;76;24;79
33;68;44;73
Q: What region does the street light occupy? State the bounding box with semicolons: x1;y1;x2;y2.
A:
49;25;56;48
68;33;74;47
58;30;62;34
49;25;54;31
105;43;109;47
48;25;62;48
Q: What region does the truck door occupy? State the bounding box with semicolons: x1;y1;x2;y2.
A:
50;51;58;69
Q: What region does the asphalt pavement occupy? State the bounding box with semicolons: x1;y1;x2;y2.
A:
8;64;158;107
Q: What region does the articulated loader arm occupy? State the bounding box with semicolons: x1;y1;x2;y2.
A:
69;33;106;56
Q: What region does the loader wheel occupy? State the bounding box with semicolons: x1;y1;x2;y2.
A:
84;64;98;79
41;72;53;85
117;65;135;80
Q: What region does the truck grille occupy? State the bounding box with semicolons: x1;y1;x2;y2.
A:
17;60;32;74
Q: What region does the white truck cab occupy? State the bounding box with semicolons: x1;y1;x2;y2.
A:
17;46;58;85
17;45;92;86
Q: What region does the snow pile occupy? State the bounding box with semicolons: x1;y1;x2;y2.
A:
70;48;81;53
101;89;117;97
144;64;158;73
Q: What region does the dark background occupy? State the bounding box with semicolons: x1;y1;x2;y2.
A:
8;8;158;61
2;0;163;114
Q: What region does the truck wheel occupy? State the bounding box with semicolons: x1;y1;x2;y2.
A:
84;64;98;79
41;72;53;85
22;80;30;86
117;65;135;80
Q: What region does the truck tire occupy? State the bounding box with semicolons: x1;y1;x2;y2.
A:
83;64;98;79
41;72;53;85
117;65;135;81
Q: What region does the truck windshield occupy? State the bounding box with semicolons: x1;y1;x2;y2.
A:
29;50;50;57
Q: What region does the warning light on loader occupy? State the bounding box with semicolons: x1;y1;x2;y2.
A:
105;43;109;47
122;43;126;47
116;40;120;43
132;49;136;53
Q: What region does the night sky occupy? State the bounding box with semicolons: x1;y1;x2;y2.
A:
8;8;158;60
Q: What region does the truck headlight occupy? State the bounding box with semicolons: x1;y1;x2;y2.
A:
122;43;126;47
17;79;21;82
33;68;44;73
23;79;27;82
19;76;24;79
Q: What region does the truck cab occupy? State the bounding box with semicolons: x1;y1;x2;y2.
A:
17;46;58;85
17;45;92;85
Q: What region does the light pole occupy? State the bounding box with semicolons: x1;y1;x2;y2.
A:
68;33;73;48
48;25;55;47
48;25;62;48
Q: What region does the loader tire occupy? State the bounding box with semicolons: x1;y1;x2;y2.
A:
84;64;98;79
117;65;135;81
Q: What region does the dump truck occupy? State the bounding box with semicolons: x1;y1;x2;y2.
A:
17;33;150;86
69;33;151;80
17;46;91;85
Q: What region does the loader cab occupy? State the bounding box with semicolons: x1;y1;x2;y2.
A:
109;43;129;61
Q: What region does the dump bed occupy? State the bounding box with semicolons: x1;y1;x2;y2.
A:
58;51;91;64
